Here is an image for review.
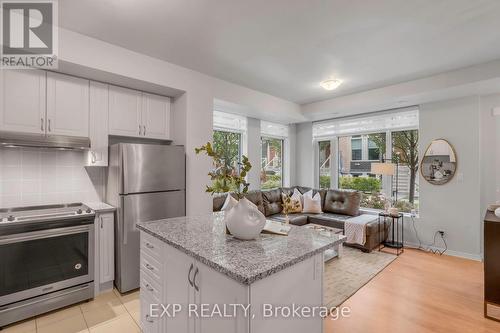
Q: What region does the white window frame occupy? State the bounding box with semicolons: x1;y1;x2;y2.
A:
312;108;419;214
260;121;290;187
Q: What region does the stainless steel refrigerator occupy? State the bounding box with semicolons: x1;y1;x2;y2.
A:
106;143;185;293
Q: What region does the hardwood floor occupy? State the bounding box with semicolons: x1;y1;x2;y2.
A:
324;248;500;333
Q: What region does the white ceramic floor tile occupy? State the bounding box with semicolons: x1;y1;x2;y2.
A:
88;314;140;333
37;313;88;333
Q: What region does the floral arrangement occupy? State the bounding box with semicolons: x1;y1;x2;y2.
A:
195;142;252;199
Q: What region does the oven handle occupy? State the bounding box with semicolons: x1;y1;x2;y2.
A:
0;225;92;245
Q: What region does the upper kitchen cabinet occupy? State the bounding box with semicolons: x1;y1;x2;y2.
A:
0;69;46;134
46;72;90;137
108;86;172;140
86;81;109;166
141;93;171;140
108;86;142;137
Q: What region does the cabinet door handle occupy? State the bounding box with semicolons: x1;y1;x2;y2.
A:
41;118;44;132
100;216;103;229
48;119;51;132
187;263;194;287
143;125;146;136
193;267;199;292
145;242;154;249
139;124;142;135
91;151;96;164
145;314;154;323
144;283;154;292
145;263;154;271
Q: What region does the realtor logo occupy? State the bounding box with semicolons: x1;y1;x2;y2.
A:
1;0;58;68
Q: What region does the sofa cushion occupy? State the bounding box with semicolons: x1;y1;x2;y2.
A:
268;214;308;226
308;213;351;230
212;191;265;216
243;190;265;216
323;189;361;216
262;189;283;216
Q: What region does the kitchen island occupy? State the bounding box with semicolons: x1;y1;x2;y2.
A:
136;212;345;333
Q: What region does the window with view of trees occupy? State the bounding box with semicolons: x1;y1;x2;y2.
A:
261;137;283;189
319;141;331;189
212;130;242;192
338;131;419;213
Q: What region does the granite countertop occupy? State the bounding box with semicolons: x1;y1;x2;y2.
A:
84;202;116;213
137;212;346;285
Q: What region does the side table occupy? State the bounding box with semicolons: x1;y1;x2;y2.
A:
378;212;404;256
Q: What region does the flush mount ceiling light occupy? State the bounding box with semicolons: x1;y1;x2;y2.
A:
320;78;342;91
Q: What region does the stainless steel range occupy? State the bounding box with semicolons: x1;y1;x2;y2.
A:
0;203;95;327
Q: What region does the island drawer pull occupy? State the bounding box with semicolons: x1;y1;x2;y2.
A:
188;263;194;287
145;314;154;323
145;263;154;271
144;283;154;292
145;242;154;249
193;267;199;292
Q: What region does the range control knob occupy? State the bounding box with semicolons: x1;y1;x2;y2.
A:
76;209;83;214
7;215;15;222
85;208;92;214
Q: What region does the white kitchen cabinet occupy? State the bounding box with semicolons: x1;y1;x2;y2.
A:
141;93;171;140
0;69;46;134
139;229;325;333
86;81;109;166
95;211;115;294
108;85;142;137
46;72;89;137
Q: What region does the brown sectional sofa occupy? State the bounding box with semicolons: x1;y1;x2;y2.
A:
213;186;388;252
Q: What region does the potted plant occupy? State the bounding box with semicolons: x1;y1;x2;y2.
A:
195;142;266;239
281;193;301;224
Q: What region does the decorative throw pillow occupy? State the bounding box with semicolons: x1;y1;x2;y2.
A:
302;190;323;214
282;189;303;214
221;194;238;211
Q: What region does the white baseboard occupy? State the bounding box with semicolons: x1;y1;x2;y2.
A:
404;242;483;261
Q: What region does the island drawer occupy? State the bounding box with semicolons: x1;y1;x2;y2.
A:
141;293;161;333
140;250;163;283
141;233;163;260
140;269;162;300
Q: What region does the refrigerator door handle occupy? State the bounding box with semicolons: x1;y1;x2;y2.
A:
120;197;128;245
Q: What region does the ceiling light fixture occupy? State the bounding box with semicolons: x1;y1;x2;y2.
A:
320;78;342;91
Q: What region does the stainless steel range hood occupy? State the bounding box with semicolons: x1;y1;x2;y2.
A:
0;131;90;150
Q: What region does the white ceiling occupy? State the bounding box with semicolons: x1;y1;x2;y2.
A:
59;0;500;105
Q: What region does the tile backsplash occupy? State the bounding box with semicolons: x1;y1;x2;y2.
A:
0;147;105;208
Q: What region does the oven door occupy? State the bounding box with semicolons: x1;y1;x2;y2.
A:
0;224;94;306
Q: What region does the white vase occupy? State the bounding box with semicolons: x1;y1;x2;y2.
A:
224;198;266;240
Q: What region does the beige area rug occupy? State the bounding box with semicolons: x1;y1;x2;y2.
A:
324;247;397;308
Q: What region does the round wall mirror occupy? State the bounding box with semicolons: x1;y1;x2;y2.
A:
420;139;457;185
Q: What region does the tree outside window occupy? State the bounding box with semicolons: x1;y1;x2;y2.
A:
212;130;242;192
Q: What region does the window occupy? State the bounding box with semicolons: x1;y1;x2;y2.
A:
351;136;362;160
318;141;331;189
212;130;242;192
392;130;419;213
339;133;385;210
261;137;283;189
368;138;382;160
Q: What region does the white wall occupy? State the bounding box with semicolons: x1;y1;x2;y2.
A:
295;122;314;187
247;117;261;190
0;148;103;208
410;97;482;259
57;29;300;215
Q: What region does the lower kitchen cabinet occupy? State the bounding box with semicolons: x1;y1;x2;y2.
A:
95;211;115;294
139;231;322;333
